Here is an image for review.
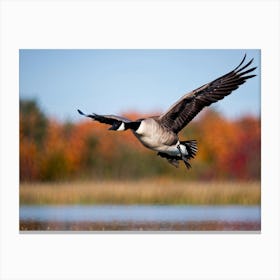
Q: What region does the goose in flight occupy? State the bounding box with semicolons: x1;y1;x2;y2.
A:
78;55;257;169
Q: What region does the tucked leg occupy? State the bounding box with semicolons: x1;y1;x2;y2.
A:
157;152;179;168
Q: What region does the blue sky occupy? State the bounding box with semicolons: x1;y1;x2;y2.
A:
19;49;260;122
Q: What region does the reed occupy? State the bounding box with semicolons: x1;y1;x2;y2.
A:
20;179;260;205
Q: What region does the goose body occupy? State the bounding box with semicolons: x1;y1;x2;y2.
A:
78;55;256;169
133;118;178;151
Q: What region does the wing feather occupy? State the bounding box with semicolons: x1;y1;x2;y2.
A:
159;55;257;133
77;109;131;125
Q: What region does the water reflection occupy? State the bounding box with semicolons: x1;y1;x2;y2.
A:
20;205;260;223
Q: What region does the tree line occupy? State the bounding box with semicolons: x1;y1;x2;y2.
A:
20;99;260;181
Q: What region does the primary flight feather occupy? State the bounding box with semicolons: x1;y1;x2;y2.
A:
78;55;257;169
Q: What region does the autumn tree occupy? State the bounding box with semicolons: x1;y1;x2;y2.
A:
20;100;261;182
20;99;48;181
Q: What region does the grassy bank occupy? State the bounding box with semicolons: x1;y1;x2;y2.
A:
20;180;261;205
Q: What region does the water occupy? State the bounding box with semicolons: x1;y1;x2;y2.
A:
20;205;260;223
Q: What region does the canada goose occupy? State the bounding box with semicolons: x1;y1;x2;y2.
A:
78;55;257;169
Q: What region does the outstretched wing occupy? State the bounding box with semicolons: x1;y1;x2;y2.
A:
159;55;257;133
77;109;131;128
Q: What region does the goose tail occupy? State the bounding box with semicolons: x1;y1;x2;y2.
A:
181;140;198;160
157;140;197;170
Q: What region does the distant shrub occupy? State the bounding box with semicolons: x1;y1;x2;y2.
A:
20;99;260;182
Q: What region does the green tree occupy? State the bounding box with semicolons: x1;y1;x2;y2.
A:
20;99;48;147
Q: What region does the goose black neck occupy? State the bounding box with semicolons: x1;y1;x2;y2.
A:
126;121;141;131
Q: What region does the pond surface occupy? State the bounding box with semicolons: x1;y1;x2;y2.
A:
20;205;260;224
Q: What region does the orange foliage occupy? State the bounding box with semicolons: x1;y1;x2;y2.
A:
20;139;39;180
194;111;260;180
20;103;260;181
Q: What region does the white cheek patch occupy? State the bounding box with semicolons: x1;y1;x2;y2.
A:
135;121;145;134
117;122;125;131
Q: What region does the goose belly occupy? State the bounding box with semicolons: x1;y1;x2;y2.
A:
137;135;186;157
132;118;180;154
135;133;177;151
154;143;181;156
154;142;188;157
